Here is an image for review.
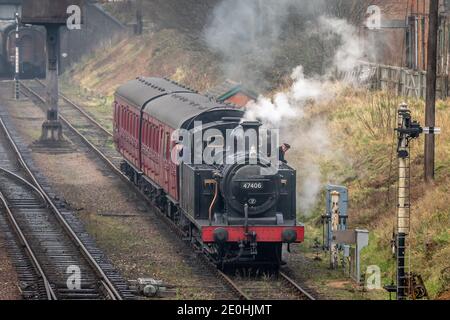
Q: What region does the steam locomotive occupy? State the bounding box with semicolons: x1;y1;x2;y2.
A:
113;77;304;268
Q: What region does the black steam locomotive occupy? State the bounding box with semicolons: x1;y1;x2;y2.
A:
114;77;304;268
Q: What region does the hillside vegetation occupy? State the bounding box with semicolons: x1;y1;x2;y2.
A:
287;89;450;298
63;29;221;97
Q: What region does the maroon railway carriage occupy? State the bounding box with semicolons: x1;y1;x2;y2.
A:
113;77;304;268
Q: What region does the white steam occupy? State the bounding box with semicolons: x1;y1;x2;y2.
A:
243;17;370;215
204;0;324;88
245;66;326;127
204;0;373;215
319;16;368;74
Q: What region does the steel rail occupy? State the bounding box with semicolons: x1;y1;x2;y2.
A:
0;114;122;301
279;271;316;300
0;189;57;300
217;270;251;300
34;78;113;137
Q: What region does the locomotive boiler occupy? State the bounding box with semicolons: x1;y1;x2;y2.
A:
113;77;304;268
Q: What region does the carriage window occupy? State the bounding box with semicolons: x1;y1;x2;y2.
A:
135;115;138;136
120;109;127;130
156;128;162;153
123;109;126;131
130;114;133;135
130;113;134;135
143;122;147;145
116;105;120;127
166;133;171;160
123;110;126;131
152;126;156;151
150;124;153;146
147;122;153;148
128;111;131;133
151;125;156;150
162;130;167;158
136;116;140;137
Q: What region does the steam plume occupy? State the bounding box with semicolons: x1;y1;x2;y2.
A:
204;0;374;214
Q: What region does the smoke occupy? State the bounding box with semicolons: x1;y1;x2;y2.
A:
245;66;328;126
203;0;324;89
318;16;374;75
204;0;374;214
242;17;371;215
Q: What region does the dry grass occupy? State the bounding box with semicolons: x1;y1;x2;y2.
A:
62;29;222;97
298;87;450;299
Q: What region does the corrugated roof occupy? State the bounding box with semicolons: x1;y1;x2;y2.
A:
205;79;258;102
116;77;244;129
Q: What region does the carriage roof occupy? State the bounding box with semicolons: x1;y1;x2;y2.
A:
115;77;244;129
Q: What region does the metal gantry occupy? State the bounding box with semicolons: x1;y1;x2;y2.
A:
394;103;440;300
396;103;414;300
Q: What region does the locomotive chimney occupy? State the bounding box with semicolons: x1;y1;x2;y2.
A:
241;121;261;157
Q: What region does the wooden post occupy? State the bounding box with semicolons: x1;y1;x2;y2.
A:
425;0;439;182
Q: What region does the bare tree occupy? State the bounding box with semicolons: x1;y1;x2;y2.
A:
324;0;373;24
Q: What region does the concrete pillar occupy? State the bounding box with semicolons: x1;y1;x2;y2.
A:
41;25;62;141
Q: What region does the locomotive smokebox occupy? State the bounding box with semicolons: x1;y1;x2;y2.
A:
22;0;85;25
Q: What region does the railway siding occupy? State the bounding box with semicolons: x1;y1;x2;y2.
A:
0;108;134;300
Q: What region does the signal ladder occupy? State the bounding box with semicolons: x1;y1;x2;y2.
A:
397;140;411;300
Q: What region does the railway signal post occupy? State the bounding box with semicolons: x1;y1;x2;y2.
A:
14;12;20;100
395;103;440;300
21;0;84;142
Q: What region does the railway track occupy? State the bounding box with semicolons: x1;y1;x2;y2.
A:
219;271;316;300
18;79;316;300
0;112;133;300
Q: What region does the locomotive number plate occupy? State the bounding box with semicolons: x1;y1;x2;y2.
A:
240;182;265;190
